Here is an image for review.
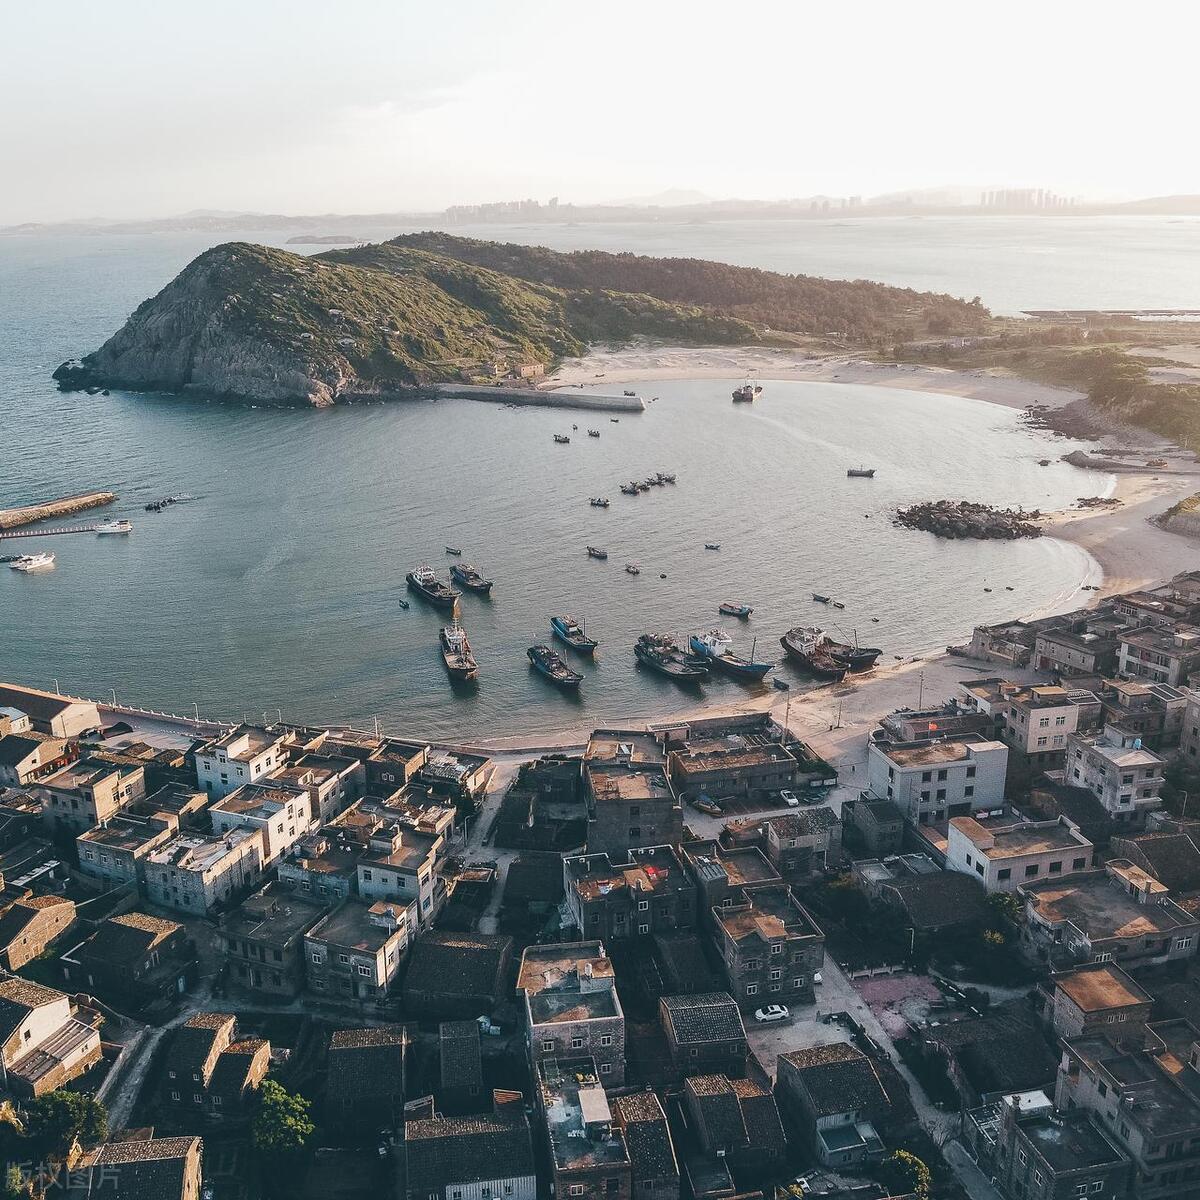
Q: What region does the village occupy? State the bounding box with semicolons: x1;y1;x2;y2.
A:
2;574;1200;1199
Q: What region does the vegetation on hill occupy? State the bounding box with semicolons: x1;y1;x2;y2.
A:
365;232;990;342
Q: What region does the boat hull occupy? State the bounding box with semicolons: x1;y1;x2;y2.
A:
826;644;882;671
551;618;598;655
689;637;773;680
635;644;709;682
407;574;460;609
780;635;847;681
450;567;493;594
528;647;582;688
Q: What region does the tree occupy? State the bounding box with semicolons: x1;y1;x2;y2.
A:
987;891;1021;924
880;1149;931;1199
252;1080;314;1157
23;1091;107;1155
1;1166;27;1200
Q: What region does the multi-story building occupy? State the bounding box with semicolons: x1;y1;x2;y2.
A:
269;752;362;823
658;992;747;1078
278;832;361;904
536;1058;632;1200
0;895;76;971
194;724;289;799
679;840;780;917
840;795;905;857
1021;859;1200;970
1118;625;1200;687
210;781;312;866
0;732;68;787
517;942;625;1084
1179;688;1200;764
304;900;411;1001
682;1074;786;1177
1033;624;1121;678
144;827;265;915
1046;963;1152;1044
0;683;99;739
1063;726;1165;827
76;811;177;891
946;813;1096;893
564;846;696;940
996;685;1102;770
612;1093;679;1200
711;885;825;1007
667;736;799;802
219;884;325;998
866;733;1007;825
356;823;446;926
0;978;102;1097
1099;680;1188;751
583;730;681;855
327;1025;407;1130
762;809;843;876
38;757;146;836
161;1012;270;1124
1056;1020;1200;1199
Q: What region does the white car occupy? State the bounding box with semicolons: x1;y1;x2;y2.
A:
780;789;800;807
813;971;823;985
754;1004;790;1023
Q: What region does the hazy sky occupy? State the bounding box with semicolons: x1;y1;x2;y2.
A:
4;0;1197;223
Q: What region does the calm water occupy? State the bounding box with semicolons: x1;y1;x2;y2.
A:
0;222;1144;736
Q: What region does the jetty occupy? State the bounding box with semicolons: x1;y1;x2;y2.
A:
432;384;645;413
0;491;116;531
0;523;108;540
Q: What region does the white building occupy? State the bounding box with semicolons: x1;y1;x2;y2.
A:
946;813;1096;893
195;725;288;799
210;781;312;865
866;733;1008;825
356;825;445;926
1064;725;1165;827
144;827;265;915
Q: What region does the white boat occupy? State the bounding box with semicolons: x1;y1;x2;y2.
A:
10;553;55;572
96;519;133;535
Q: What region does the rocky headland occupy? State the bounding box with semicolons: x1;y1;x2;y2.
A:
894;499;1043;540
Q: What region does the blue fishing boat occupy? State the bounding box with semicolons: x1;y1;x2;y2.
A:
688;631;774;680
551;616;598;655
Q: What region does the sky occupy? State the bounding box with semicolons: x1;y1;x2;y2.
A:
3;0;1198;224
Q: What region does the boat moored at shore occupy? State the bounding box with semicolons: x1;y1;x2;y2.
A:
634;633;710;681
406;565;461;609
440;623;478;681
551;616;598;654
780;626;848;681
95;519;133;535
822;631;882;671
732;381;762;403
688;630;773;680
450;562;494;594
527;644;583;688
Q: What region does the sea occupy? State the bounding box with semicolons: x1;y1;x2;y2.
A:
4;215;1197;738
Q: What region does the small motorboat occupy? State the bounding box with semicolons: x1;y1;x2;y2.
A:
620;483;640;496
625;563;641;575
831;601;846;609
719;602;753;618
95;519;133;535
610;418;620;423
554;434;571;444
9;552;55;572
551;616;598;654
590;497;611;508
587;429;601;438
528;644;583;688
847;467;876;478
812;594;831;604
445;546;463;556
586;546;608;560
704;543;721;551
572;424;578;430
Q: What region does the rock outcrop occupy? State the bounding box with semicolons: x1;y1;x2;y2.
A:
894;499;1042;540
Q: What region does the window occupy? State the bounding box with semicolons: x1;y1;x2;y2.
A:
311;952;322;964
936;788;946;801
212;1095;223;1107
571;1037;584;1050
1073;857;1086;870
542;1040;554;1052
937;769;947;781
600;1034;613;1046
997;868;1011;881
793;977;804;988
746;984;758;996
1049;861;1062;874
638;923;649;935
771;944;782;955
1177;937;1194;951
600;1062;612;1074
171;1090;180;1100
571;1187;585;1196
638;900;649;912
357;965;372;977
1025;864;1039;877
769;969;782;980
966;765;976;778
339;953;350;964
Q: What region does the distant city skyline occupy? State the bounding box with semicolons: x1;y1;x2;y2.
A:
3;0;1198;225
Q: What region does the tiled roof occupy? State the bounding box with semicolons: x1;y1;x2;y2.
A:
0;978;63;1040
208;1038;268;1101
439;1020;482;1089
0;896;72;950
660;993;746;1046
79;1136;199;1200
925;1009;1057;1096
164;1013;235;1084
686;1075;747;1151
884;870;988;931
614;1093;677;1180
327;1024;406;1106
76;911;181;967
0;733;55;768
780;1043;890;1119
405;1108;534;1192
503;853;566;904
1119;833;1200;892
730;1078;786;1157
767;808;838;837
404;931;512;1001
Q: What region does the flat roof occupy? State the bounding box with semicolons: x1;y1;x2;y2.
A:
517;942;614;994
1024;871;1193;939
539;1060;630;1168
684;841;779;887
1019;1110;1128;1174
882;736;1002;767
587;767;673;804
207;724;283;760
1055;964;1153;1013
307;903;400;953
213;782;305;818
148;828;261;872
529;989;620;1025
951;816;1088;859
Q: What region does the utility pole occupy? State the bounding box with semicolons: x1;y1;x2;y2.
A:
917;670;926;710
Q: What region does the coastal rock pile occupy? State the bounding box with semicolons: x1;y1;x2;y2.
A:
894;499;1042;540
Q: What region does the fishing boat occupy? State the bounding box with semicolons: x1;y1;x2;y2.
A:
586;546;608;560
732;380;762;403
406;566;461;610
587;429;601;438
625;563;641;575
620;483;639;496
445;546;463;556
450;563;494;594
440;623;478;681
812;594;831;604
634;633;710;681
589;497;611;508
847;467;876;478
528;644;583;688
95;519;133;535
704;543;721;551
780;626;848;681
9;552;55;572
689;630;773;680
551;616;598;654
572;424;578;430
821;631;882;672
554;434;571;444
719;602;753;618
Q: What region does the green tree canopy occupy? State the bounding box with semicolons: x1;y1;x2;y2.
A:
23;1091;107;1155
881;1149;931;1199
252;1080;314;1156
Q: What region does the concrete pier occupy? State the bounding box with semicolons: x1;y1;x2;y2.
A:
432;384;645;413
0;491;117;530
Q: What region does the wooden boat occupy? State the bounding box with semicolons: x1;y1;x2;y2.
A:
445;546;463;556
554;434;571;444
812;594;831;604
586;546;608;560
704;543;721;551
589;497;610;508
625;563;641;575
719;602;753;618
689;631;773;680
780;627;848;681
635;634;710;681
407;566;461;610
450;563;494;594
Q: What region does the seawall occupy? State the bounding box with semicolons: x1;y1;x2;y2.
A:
0;491;117;530
432;384;646;412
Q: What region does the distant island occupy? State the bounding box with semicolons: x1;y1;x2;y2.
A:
52;234;987;407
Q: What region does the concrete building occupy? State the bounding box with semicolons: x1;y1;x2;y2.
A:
583;730;681;855
866;732;1007;825
144;827;265;915
1118;624;1200;687
304;900;411;1001
1047;963;1153;1044
1031;619;1123;678
762;809;843;875
356;822;446;927
1098;680;1187;752
38;757;146;836
564;846;696;940
1179;688;1200;764
219;885;326;998
517;941;625;1084
0;895;76;971
1064;726;1165;827
711;885;825;1007
680;839;780;917
667;736;799;801
0;683;100;739
1021;860;1200;970
269;752;361;823
210;781;312;866
840;795;905;857
194;724;289;799
0;732;68;787
946;813;1096;893
612;1093;679;1200
997;685;1103;770
76;811;178;891
0;978;102;1097
536;1058;632;1200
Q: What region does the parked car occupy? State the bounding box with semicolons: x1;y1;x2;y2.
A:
754;1004;790;1023
779;789;800;807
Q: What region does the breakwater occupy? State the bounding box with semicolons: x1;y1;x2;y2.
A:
432;384;646;412
0;491;116;531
